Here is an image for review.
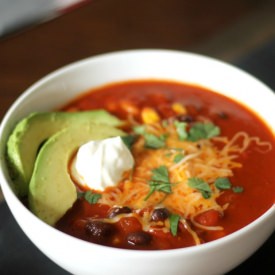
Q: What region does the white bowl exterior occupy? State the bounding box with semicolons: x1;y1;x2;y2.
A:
0;49;275;275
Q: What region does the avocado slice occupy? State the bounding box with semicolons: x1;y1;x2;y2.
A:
6;110;122;197
28;122;125;226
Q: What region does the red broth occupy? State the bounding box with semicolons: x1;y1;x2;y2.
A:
56;80;275;250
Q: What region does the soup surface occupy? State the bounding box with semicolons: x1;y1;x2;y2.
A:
54;80;275;250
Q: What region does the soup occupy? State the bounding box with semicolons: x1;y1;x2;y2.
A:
55;80;275;250
6;79;274;250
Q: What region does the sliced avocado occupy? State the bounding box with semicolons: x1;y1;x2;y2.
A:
6;110;122;196
29;122;125;226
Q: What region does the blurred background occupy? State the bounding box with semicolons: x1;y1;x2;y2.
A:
1;0;275;120
0;0;275;274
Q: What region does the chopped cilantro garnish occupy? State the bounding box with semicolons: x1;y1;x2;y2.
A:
151;165;169;182
170;214;180;236
78;190;102;204
121;135;137;149
201;190;211;199
85;191;102;204
188;122;220;141
174;121;188;140
214;177;232;190
77;190;83;199
187;177;212;199
173;153;185;163
214;178;244;193
144;133;166;149
133;125;167;149
144;166;172;200
149;181;172;193
133;125;146;135
233;186;244;193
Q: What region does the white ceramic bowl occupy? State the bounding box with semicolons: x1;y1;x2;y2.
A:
0;50;274;275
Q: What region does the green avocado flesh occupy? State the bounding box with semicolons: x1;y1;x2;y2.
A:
28;122;125;226
6;110;122;196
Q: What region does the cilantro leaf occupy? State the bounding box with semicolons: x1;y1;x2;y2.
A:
149;181;172;193
174;121;188;140
133;125;146;135
151;165;169;182
188;122;220;141
170;214;180;236
233;186;244;193
133;124;168;149
214;177;232;190
173;153;185;163
144;188;156;201
187;177;212;199
81;191;102;204
77;190;84;199
201;190;212;199
144;133;166;149
121;135;137;149
144;166;172;200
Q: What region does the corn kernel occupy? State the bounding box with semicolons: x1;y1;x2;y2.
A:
141;107;160;124
172;102;187;115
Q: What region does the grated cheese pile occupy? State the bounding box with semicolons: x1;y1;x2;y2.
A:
75;105;272;242
101;119;245;220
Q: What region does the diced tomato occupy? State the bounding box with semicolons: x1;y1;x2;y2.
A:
217;190;239;206
117;217;142;234
82;201;110;218
194;209;221;226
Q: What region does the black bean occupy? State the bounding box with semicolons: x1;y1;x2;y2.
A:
151;208;170;222
127;231;152;246
217;112;228;119
108;206;132;218
85;220;115;241
176;114;194;123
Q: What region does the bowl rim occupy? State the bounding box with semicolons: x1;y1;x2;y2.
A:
0;48;274;256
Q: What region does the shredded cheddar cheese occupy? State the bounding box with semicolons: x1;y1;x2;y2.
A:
98;117;269;239
74;107;272;245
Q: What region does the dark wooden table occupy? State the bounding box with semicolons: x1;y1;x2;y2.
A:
0;1;274;274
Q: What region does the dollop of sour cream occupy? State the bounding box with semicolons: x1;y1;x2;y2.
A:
71;136;134;191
